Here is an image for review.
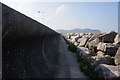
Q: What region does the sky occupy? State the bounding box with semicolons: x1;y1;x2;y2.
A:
0;0;119;33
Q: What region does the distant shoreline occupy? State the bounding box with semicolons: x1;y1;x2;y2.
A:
56;28;101;33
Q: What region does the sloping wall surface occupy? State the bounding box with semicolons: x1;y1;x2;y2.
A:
2;3;60;78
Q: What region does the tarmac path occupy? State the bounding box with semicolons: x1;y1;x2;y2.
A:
43;35;88;79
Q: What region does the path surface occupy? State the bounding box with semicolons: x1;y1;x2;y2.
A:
54;35;88;79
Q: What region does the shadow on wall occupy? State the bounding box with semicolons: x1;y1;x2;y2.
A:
2;3;61;78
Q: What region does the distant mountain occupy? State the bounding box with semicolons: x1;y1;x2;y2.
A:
56;28;101;33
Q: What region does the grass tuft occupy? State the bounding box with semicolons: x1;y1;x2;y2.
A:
63;36;100;80
68;43;77;53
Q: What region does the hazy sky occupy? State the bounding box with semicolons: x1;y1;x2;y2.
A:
1;0;119;32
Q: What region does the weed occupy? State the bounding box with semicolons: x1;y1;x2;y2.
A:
68;43;77;53
63;36;100;79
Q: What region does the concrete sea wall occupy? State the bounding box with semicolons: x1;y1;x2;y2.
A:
2;3;60;78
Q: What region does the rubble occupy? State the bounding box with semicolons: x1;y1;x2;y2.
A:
62;31;120;79
115;47;120;65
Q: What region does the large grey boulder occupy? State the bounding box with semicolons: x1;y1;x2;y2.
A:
74;42;79;46
88;33;93;36
71;39;76;43
85;36;96;48
82;35;91;38
69;33;76;36
114;34;120;44
87;56;96;63
62;33;71;39
96;51;105;56
77;38;82;43
98;31;117;43
92;33;104;38
75;33;79;36
95;64;119;79
97;42;118;55
94;55;114;65
78;47;96;57
115;47;120;65
78;37;89;47
79;33;85;37
97;42;104;51
88;38;100;52
71;35;80;42
65;35;70;39
100;55;114;65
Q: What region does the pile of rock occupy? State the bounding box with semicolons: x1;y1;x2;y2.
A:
62;31;120;79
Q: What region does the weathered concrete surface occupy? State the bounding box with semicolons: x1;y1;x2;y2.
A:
55;35;88;79
2;3;61;78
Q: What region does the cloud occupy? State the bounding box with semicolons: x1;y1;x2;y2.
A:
56;5;67;14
